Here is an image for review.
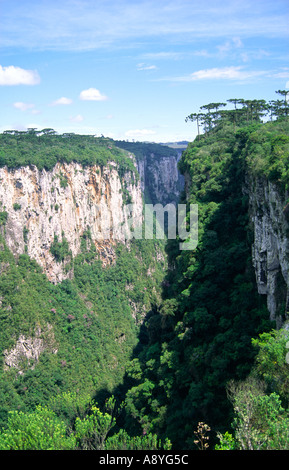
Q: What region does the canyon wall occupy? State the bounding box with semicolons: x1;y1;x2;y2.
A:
113;141;185;206
246;176;289;327
1;148;287;328
136;150;184;206
0;161;143;283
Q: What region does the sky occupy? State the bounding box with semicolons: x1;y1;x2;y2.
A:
0;0;288;142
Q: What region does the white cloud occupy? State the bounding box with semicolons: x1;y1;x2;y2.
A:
13;102;35;111
2;1;289;52
162;66;266;82
137;63;157;71
193;41;269;63
70;114;84;122
79;88;107;101
0;65;40;85
125;129;156;139
269;68;289;79
13;102;41;115
51;97;73;105
216;37;243;57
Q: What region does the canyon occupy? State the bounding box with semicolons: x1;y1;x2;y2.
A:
0;143;183;283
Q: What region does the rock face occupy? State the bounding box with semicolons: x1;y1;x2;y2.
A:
113;141;185;206
3;324;57;374
136;151;184;206
247;175;289;327
0;161;143;283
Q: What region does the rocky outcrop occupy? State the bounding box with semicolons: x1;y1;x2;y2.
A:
3;324;57;374
247;176;289;327
0;161;143;283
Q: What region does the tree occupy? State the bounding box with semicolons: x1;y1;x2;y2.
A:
185;113;204;140
224;377;289;450
251;99;268;122
251;329;289;402
75;398;116;450
199;103;226;133
275;90;289;116
0;406;76;450
50;234;71;262
27;128;38;135
40;128;57;135
227;99;243;131
0;397;171;450
104;429;171;450
227;98;242;110
74;396;171;450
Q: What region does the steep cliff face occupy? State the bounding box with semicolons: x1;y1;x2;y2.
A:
0;161;143;283
136;150;184;206
113;141;184;206
246;175;289;327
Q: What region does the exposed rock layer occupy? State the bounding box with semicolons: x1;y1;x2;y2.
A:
246;175;289;327
0;162;143;282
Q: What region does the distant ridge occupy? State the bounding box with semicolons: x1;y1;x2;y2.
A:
159;141;189;149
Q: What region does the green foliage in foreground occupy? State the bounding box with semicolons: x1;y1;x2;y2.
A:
0;394;171;450
216;328;289;450
0;405;76;450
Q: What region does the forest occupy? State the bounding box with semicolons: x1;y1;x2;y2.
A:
0;130;137;178
123;90;289;450
0;90;289;450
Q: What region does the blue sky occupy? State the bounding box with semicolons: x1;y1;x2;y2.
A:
0;0;288;142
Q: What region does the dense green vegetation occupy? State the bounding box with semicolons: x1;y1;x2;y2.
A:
215;329;289;450
0;130;136;175
120;94;289;449
0;91;289;450
0;394;171;450
0;222;166;437
0;132;173;450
